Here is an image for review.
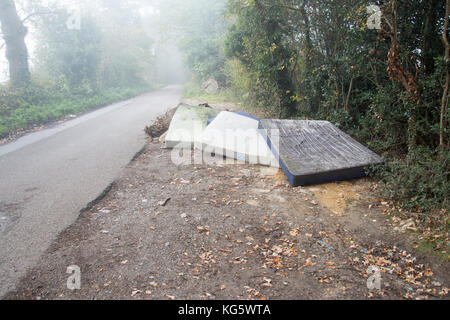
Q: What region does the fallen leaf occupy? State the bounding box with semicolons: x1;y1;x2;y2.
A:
304;258;316;267
131;290;141;297
158;198;171;206
424;269;434;277
197;226;210;234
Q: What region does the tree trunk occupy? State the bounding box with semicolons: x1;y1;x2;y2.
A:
441;0;450;148
0;0;30;86
383;0;420;150
422;0;440;74
299;1;312;53
345;77;354;113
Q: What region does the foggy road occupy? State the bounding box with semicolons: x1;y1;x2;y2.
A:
0;85;183;297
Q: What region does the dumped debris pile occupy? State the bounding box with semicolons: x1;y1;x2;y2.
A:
144;106;178;139
150;102;384;186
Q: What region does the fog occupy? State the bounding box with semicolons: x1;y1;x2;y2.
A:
0;0;213;85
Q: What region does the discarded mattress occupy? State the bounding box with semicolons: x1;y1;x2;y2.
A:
206;118;215;126
207;110;259;126
198;111;279;167
165;104;220;149
259;120;384;186
234;111;259;121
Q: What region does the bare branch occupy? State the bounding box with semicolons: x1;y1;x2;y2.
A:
21;10;53;24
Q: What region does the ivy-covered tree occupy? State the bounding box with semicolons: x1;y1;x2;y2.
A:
0;0;30;86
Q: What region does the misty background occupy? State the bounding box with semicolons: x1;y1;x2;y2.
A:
0;0;448;216
0;0;207;84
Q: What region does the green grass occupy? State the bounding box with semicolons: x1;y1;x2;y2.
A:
183;81;237;104
417;239;450;262
0;124;7;137
183;81;279;120
0;85;151;138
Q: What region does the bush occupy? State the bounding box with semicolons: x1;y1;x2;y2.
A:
0;124;7;137
373;147;449;212
224;58;252;101
183;80;235;103
0;83;149;139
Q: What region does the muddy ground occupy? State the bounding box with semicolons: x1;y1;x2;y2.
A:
6;136;449;300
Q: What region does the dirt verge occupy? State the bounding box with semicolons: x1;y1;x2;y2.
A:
6;136;449;300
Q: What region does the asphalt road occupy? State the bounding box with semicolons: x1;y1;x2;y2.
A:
0;85;183;297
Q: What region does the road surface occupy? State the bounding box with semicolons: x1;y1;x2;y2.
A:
0;85;183;297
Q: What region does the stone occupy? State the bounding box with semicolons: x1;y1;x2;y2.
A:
203;78;219;94
165;104;220;149
198;111;279;167
259;120;384;187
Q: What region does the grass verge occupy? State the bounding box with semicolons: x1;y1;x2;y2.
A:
183;81;237;104
0;84;156;139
